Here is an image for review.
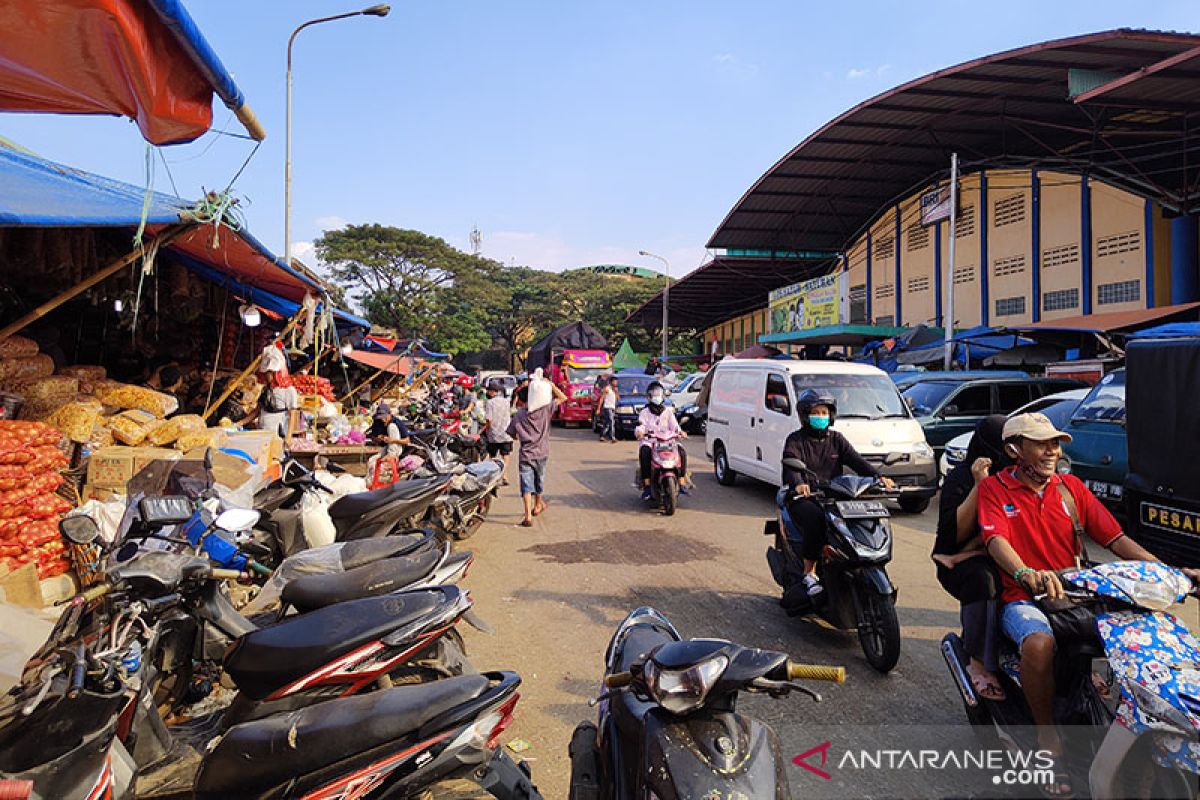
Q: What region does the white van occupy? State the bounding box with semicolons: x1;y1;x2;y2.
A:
703;359;938;512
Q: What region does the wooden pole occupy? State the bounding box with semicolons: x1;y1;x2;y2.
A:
0;223;196;343
337;345;415;406
203;310;307;421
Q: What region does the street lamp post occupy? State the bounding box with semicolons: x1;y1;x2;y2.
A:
638;250;671;359
285;5;390;267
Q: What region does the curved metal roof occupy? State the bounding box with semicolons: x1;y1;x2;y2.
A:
709;28;1200;253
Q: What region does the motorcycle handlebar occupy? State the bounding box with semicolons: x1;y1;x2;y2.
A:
59;582;111;607
787;662;846;683
604;672;633;689
210;568;246;581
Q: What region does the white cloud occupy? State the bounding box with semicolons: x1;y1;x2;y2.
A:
315;215;349;230
289;240;315;263
847;64;893;80
714;51;759;76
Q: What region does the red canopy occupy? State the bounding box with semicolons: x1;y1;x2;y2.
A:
346;349;417;376
0;0;262;145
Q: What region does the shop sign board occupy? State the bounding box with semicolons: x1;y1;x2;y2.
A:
768;272;849;334
921;185;952;225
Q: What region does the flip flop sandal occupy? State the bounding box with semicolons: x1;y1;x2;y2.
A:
1039;756;1073;798
969;672;1006;702
517;520;534;528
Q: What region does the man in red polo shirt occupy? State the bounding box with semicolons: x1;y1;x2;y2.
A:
978;412;1166;795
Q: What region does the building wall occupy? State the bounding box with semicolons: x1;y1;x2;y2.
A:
702;167;1169;346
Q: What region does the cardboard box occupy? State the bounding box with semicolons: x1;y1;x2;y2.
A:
86;446;180;490
222;431;282;472
179;448;255;491
0;563;42;608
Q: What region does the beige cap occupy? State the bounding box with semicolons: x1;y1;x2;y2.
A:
1002;412;1073;443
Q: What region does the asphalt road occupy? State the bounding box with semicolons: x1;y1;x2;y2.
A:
451;426;970;799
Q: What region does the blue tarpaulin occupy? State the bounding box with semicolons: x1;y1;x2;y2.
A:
0;145;368;330
1127;323;1200;340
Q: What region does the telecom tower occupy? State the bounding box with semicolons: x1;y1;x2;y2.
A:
469;225;483;256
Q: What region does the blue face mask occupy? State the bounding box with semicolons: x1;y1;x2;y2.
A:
808;415;831;430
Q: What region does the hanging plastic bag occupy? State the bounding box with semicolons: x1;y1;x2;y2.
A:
300;490;336;549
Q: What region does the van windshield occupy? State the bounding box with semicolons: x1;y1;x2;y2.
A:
793;374;910;420
566;366;608;383
899;381;959;416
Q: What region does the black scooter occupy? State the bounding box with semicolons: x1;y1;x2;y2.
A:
765;457;902;672
568;607;845;800
0;570;539;800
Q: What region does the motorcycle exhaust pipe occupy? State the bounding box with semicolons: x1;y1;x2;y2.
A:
940;637;979;708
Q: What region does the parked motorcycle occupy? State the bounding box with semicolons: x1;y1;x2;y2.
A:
567;606;845;799
0;559;539;800
942;560;1200;798
765;457;902;672
406;434;504;540
634;431;686;516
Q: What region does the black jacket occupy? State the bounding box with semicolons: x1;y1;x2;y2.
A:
781;427;879;487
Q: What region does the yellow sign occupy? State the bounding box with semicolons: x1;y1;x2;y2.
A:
769;272;848;334
1141;502;1200;537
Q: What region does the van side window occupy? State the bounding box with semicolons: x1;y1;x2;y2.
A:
996;383;1032;412
765;374;791;416
945;385;991;416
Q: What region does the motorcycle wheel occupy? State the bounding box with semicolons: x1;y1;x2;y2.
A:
455;494;493;541
389;627;475;684
661;475;678;516
858;591;901;673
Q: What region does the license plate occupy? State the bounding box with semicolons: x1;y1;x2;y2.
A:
1140;501;1200;537
1085;480;1121;500
576;389;591;397
836;500;889;518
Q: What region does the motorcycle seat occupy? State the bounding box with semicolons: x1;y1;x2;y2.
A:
328;476;447;519
224;588;452;700
194;675;491;798
339;533;433;569
281;545;444;613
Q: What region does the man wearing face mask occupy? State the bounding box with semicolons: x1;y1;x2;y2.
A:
635;381;688;500
978;412;1200;796
782;389;895;599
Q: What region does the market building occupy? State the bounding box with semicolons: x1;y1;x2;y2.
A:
630;29;1200;354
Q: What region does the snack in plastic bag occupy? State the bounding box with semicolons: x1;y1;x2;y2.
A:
57;365;106;382
83;378;126;399
174;427;227;452
106;409;166;446
100;385;178;418
0;355;55;382
0;336;38;359
44;399;104;443
147;414;205;446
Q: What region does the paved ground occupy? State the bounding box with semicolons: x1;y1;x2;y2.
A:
458;427;973;798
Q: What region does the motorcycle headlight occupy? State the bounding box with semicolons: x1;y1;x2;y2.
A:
1126;679;1197;734
832;517;888;557
642;654;728;715
912;442;934;459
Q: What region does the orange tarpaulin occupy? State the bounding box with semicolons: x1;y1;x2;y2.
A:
346;349;418;376
0;0;260;145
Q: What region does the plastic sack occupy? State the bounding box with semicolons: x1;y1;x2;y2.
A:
0;355;54;381
100;385;178;418
57;365;106;382
300;490;336;549
44;398;104;443
175;427;226;452
313;470;368;499
0;336;39;359
107;409;165;446
147;414;206;446
64;498;126;543
240;541;350;616
527;375;552;412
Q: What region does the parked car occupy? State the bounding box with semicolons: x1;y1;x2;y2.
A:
903;376;1086;456
940;388;1090;474
1059;368;1127;510
671;371;709;434
891;369;1029;391
612;371;672;439
704;359;938;513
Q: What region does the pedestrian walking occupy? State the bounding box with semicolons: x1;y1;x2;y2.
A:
597;376;618;442
482;384;514;485
507;381;566;527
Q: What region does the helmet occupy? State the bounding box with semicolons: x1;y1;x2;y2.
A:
457;375;474;389
796;389;837;424
647;381;666;407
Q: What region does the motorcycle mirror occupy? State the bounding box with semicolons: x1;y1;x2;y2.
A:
782;457;808;472
214;508;261;533
59;515;101;545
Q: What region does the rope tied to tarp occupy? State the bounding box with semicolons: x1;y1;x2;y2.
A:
187;189;247;248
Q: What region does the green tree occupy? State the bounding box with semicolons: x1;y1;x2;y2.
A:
315;225;490;339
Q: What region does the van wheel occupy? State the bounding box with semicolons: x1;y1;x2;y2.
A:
714;443;737;486
898;495;930;514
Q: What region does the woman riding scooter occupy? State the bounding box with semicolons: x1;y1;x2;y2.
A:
782;390;894;599
636;381;688;499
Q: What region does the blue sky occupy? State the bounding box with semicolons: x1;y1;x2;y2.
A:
4;1;1198;278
